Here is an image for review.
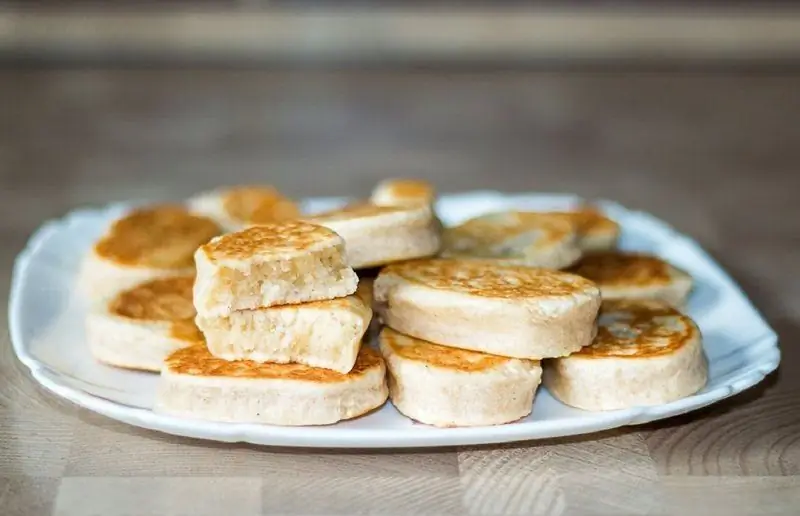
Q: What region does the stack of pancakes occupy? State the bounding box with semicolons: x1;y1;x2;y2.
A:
81;181;709;428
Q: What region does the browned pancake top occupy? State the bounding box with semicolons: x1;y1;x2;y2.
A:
165;344;383;381
444;211;577;251
382;259;597;299
221;186;300;224
575;299;697;358
94;206;221;268
569;252;674;287
374;179;435;203
109;276;202;343
201;220;340;261
549;208;620;238
381;328;527;371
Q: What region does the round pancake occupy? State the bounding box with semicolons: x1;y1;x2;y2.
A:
188;185;300;231
94;205;220;269
441;211;582;269
154;345;388;426
379;327;542;427
87;276;202;372
304;202;440;269
371;178;436;207
374;259;601;359
543;299;708;411
568;251;692;307
200;220;343;262
546;207;620;251
81;205;221;299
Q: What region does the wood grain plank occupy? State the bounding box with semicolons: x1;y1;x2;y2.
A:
0;476;60;516
458;430;662;515
261;473;464;515
0;409;74;477
67;412;460;477
659;476;800;516
646;390;800;476
54;477;263;516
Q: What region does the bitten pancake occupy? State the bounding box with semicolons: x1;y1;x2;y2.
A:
80;205;221;300
193;221;359;317
187;185;300;232
543;299;708;411
441;211;582;269
374;259;601;359
154;345;388;425
86;276;203;372
569;251;693;307
546;207;620;251
371;178;436;207
304;202;440;269
379;328;542;427
197;295;371;374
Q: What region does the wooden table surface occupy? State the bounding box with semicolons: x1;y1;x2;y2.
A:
1;69;799;515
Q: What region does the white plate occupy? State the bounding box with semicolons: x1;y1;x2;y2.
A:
9;192;780;448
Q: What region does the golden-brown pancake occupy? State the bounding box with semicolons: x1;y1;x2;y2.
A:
80;205;221;300
543;299;708;411
379;328;542;427
187;185;300;232
441;211;582;269
94;205;220;269
154;345;388;425
86;276;202;372
303;202;441;269
545;207;620;251
568;251;693;307
371;178;436;207
374;259;601;359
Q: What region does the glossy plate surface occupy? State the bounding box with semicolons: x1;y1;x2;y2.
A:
9;192;780;448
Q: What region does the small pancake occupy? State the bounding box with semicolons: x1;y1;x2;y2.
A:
154;345;388;425
371;178;436;207
304;202;440;269
193;221;358;317
568;251;692;307
379;328;542;427
188;185;300;232
374;259;601;359
545;207;620;251
543;299;708;411
86;276;202;372
80;205;221;300
441;211;582;269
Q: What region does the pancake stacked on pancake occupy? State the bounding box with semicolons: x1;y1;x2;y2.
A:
304;202;441;270
155;220;388;425
374;259;602;427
